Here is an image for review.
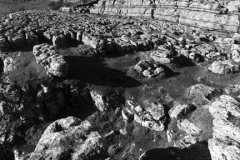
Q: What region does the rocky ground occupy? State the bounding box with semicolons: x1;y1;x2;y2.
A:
1;2;240;160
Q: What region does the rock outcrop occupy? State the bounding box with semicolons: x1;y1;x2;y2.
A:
33;43;68;77
123;99;166;131
208;60;239;75
29;116;103;160
208;95;240;160
91;0;240;33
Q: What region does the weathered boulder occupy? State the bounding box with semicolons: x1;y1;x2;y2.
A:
208;95;240;160
230;44;240;62
150;50;173;64
3;57;15;73
29;117;103;160
33;44;68;77
90;91;106;112
125;99;166;131
169;102;196;119
208;138;240;160
177;119;201;136
134;60;165;78
185;84;217;106
82;34;98;49
208;60;239;75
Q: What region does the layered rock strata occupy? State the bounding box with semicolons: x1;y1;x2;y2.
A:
91;0;240;33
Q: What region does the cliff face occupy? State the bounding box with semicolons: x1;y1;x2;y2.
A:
91;0;240;33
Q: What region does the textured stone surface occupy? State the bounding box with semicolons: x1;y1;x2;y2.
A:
208;60;239;75
29;117;102;160
185;84;217;106
177;119;201;136
169;102;196;119
91;0;240;32
90;91;107;112
208;95;240;160
134;60;165;78
125;99;166;131
33;43;68;77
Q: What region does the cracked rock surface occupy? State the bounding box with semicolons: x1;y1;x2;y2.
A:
1;2;240;160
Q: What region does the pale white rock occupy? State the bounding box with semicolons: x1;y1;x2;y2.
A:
208;60;239;75
208;95;240;160
33;44;68;77
177;119;201;135
3;57;15;73
134;101;166;131
208;138;240;160
232;33;240;44
134;60;165;78
90;91;106;112
29;117;102;160
209;95;240;142
167;130;174;142
145;102;165;121
169;102;195;119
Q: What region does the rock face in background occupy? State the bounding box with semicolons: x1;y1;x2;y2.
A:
91;0;240;33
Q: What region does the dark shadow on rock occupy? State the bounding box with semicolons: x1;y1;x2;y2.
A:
160;64;180;78
64;56;142;88
139;141;211;160
7;45;34;52
62;40;81;49
175;55;195;68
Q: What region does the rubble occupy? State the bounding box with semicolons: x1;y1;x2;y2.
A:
124;99;166;131
134;60;165;78
3;57;16;73
177;119;201;136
